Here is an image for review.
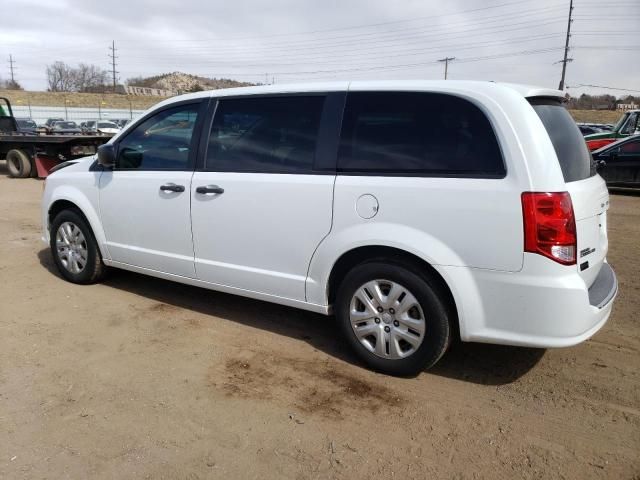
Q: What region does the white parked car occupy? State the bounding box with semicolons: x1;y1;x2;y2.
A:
82;120;120;135
41;81;617;376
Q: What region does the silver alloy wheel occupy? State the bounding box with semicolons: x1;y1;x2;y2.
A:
349;279;426;360
55;221;88;274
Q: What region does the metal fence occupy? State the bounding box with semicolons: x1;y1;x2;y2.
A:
11;105;147;125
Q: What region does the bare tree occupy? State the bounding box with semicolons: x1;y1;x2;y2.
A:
73;63;108;92
46;61;108;92
0;76;23;90
46;61;75;92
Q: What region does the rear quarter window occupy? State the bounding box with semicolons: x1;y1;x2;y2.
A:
530;99;594;182
337;92;505;177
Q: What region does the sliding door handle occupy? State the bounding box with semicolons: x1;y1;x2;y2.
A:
196;185;224;194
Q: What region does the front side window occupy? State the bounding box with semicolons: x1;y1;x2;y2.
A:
206;96;324;173
620;139;640;154
337;92;505;176
116;103;200;170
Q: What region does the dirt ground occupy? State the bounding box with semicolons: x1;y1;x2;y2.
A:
0;167;638;480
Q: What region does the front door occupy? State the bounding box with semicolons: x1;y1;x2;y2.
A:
602;137;640;187
190;94;338;301
99;101;206;277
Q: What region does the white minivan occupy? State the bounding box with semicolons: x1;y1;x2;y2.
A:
41;81;617;375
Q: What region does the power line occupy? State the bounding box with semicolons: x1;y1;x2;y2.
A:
108;40;118;91
568;84;640;93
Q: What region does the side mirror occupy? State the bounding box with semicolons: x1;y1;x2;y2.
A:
97;144;116;168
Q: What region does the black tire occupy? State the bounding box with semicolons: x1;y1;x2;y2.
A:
335;261;452;376
6;149;32;178
50;209;107;284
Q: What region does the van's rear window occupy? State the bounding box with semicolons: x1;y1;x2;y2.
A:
530;99;594;182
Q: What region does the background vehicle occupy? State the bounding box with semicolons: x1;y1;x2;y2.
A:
0;97;112;178
112;119;130;128
41;81;617;376
50;121;82;135
82;120;120;135
577;123;612;136
16;118;38;134
593;135;640;188
584;110;640;150
42;117;65;134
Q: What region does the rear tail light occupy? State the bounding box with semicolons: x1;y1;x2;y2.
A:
522;192;576;265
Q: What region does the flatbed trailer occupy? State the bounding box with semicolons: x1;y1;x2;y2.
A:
0;97;112;178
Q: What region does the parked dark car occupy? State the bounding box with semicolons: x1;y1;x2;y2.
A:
593;135;640;188
578;125;604;136
42;117;65;134
51;121;82;135
16;118;38;134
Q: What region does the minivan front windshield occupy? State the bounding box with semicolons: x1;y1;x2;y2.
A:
530;99;594;182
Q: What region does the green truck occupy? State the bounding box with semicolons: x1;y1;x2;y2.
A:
585;110;640;151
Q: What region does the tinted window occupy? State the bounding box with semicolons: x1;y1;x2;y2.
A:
116;104;200;170
622;112;640;135
620;139;640;154
530;100;594;182
337;92;504;176
207;96;324;173
98;122;117;128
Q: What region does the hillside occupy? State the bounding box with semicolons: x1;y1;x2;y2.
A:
0;90;167;109
567;109;623;124
126;72;253;93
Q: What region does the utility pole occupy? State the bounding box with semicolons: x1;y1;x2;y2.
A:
8;54;16;83
558;0;574;90
438;57;455;80
108;40;118;92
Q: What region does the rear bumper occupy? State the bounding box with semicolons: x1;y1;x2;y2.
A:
588;263;617;309
445;255;618;348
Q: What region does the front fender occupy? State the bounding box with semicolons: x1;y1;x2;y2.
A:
44;180;110;261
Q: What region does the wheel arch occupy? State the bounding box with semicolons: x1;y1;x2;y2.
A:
325;245;459;339
46;191;109;260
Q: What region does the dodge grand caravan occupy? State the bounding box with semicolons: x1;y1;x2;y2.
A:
41;81;618;376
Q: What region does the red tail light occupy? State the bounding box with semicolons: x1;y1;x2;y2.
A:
522;192;576;265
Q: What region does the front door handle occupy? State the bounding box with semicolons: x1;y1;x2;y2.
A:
196;185;224;194
160;183;185;193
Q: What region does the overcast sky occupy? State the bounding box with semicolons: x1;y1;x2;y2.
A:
1;0;639;96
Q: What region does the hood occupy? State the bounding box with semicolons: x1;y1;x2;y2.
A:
584;131;616;140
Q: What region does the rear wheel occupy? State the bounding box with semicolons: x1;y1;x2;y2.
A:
336;261;451;376
50;209;106;284
6;149;32;178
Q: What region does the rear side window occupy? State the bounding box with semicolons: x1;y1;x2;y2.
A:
337;92;505;176
530;99;594;182
206;96;324;173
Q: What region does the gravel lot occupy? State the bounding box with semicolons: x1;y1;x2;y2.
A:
0;165;638;479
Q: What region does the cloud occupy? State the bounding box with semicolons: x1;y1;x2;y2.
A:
1;0;638;96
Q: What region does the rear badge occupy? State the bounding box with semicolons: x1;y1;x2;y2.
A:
580;261;589;271
580;247;596;258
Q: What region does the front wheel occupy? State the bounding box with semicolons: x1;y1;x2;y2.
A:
50;209;106;284
336;261;452;376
